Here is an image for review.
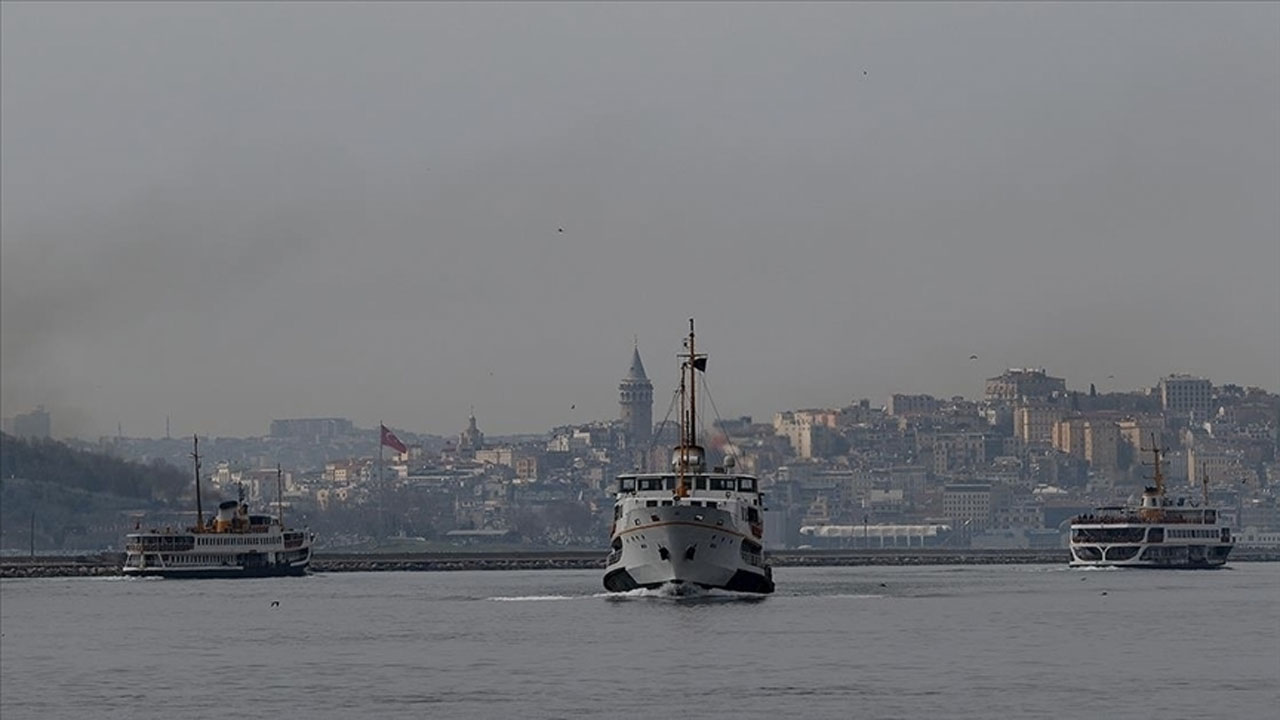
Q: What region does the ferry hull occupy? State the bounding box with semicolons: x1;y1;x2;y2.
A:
1069;543;1232;569
604;511;774;594
123;559;310;579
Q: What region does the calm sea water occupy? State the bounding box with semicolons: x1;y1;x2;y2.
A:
2;564;1277;719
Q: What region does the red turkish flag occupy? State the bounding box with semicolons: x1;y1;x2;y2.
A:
380;424;408;454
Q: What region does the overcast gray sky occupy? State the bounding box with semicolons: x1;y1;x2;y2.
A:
2;2;1277;439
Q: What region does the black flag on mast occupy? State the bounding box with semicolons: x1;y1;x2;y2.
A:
692;357;707;372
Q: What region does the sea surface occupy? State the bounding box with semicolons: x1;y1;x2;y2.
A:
2;563;1277;719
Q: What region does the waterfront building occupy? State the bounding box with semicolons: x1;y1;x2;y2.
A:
943;483;993;532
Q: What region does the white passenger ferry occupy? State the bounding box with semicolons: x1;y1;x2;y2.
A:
123;437;313;578
603;321;775;594
1069;445;1232;569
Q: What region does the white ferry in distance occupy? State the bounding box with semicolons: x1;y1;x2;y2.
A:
603;320;775;594
123;436;313;579
1069;442;1232;569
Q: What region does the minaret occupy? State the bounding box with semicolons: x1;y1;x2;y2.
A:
619;341;653;452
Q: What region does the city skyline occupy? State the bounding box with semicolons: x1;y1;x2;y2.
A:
4;358;1270;442
3;3;1277;439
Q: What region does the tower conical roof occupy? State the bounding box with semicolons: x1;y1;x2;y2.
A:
627;345;648;381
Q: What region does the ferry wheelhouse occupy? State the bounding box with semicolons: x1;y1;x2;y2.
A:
602;321;775;594
123;437;313;579
1069;444;1232;569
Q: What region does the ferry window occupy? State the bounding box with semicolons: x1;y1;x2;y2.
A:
621;478;636;492
661;501;673;507
738;478;756;492
706;502;717;509
646;500;658;507
664;477;677;491
695;478;707;491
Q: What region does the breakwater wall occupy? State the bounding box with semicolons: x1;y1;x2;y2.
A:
310;548;1076;572
5;548;1279;578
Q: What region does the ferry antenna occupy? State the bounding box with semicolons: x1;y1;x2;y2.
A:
191;434;205;531
277;463;285;528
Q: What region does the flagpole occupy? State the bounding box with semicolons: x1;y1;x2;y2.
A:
378;420;384;543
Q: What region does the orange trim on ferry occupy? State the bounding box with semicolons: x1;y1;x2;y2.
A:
618;520;748;539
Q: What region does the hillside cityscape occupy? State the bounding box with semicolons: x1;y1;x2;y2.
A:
3;353;1278;554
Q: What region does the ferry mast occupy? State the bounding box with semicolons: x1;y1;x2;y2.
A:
1141;434;1167;498
675;318;706;497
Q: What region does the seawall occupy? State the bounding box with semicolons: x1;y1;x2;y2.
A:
4;548;1278;578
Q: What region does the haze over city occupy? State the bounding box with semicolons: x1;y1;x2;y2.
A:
2;2;1277;439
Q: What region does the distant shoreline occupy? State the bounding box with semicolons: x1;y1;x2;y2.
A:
3;548;1278;578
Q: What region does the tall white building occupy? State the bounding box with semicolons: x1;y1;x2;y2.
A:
1160;375;1213;419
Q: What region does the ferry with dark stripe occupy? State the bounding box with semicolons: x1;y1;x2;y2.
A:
603;320;774;594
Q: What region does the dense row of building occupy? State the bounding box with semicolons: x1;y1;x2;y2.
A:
15;358;1280;551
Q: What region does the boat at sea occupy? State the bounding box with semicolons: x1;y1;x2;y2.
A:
123;436;314;578
1069;442;1232;569
603;320;775;594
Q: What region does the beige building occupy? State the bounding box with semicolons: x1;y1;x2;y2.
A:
774;410;838;459
1083;420;1120;474
324;460;366;485
1016;403;1065;445
1117;416;1165;456
1187;446;1251;488
1052;416;1088;457
1053;416;1119;473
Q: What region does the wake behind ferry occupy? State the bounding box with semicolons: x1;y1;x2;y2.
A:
1069;443;1232;569
124;436;313;578
603;320;775;594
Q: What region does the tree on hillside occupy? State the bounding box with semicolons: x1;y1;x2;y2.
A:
0;433;188;502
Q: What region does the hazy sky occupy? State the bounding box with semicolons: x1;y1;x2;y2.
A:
2;2;1277;439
